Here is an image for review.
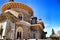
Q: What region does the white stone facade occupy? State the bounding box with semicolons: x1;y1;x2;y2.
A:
0;20;15;40
0;0;47;40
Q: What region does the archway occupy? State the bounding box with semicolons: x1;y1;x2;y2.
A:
16;27;23;40
18;12;24;20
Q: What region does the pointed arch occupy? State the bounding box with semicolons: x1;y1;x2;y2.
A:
16;27;23;39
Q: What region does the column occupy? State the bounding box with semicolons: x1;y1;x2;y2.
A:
11;29;15;40
11;23;15;40
2;22;7;38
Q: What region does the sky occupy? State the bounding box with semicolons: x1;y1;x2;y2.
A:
0;0;60;37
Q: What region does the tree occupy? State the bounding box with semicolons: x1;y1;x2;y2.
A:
52;28;55;35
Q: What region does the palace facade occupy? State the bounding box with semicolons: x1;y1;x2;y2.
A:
0;0;47;40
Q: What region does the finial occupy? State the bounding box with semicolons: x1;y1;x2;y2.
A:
9;0;14;2
39;18;42;21
39;18;43;22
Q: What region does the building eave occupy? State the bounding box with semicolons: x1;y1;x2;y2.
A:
0;13;19;23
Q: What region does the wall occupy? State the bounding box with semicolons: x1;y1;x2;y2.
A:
0;19;15;40
0;21;8;39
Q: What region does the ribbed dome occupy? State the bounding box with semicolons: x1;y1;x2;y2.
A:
2;2;33;16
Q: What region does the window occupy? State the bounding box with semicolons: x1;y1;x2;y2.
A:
33;33;35;38
31;17;37;24
17;32;21;39
18;15;22;20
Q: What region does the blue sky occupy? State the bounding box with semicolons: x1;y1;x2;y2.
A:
0;0;60;37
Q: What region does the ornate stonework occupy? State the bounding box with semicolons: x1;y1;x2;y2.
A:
0;0;47;40
2;2;33;16
0;13;19;23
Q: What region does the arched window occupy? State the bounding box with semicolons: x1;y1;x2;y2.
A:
33;33;35;38
17;32;21;39
31;17;37;24
18;14;22;20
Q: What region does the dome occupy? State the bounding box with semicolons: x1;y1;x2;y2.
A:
2;2;33;16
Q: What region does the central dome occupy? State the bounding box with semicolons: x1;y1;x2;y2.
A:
2;2;33;16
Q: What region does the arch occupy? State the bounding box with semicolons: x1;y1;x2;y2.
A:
16;27;23;39
18;11;24;20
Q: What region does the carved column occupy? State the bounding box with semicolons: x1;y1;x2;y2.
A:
10;23;15;40
11;29;15;40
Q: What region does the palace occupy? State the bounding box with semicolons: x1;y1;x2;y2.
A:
0;0;47;40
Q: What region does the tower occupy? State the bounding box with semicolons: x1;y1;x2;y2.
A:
50;29;59;40
52;29;55;35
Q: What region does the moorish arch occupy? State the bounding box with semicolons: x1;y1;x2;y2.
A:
16;27;24;39
18;11;24;20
